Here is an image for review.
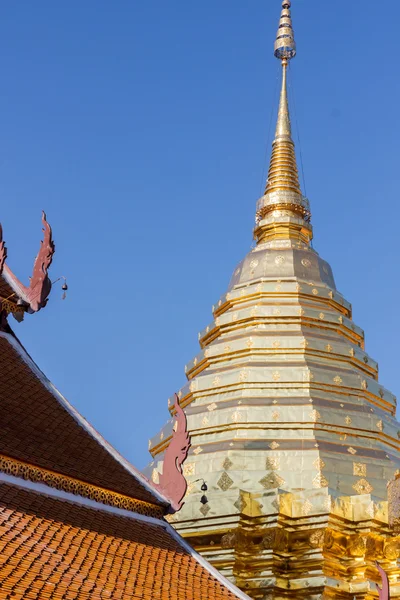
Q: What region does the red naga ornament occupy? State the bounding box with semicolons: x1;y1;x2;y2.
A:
0;225;6;276
155;394;191;512
3;212;55;312
376;563;390;600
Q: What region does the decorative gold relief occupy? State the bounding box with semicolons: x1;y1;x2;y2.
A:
224;345;231;352
275;255;285;265
313;458;325;470
325;344;332;352
193;446;203;455
152;468;159;484
272;411;280;422
349;347;355;357
319;313;325;320
366;501;375;518
213;376;221;387
377;420;383;431
301;258;311;268
202;416;209;426
309;409;321;422
353;463;366;476
353;479;373;495
349;535;367;557
250;307;257;317
234;496;247;513
329;290;334;299
361;380;368;390
221;532;237;549
239;370;248;382
183;463;195;477
334;376;343;385
269;441;280;450
190;380;198;393
160;431;164;440
345;416;352;425
0;454;164;518
194;357;198;366
323;496;332;512
250;259;259;272
309;530;325;548
312;288;318;295
246;338;254;349
200;504;210;516
300;339;309;348
231;411;243;423
338;315;343;324
223;458;233;470
232;312;239;322
272;371;281;382
263;530;276;548
273;308;281;316
347;447;357;455
207;403;217;412
301;499;313;516
218;472;234;491
313;473;328;488
260;473;285;490
272;340;281;348
266;457;280;471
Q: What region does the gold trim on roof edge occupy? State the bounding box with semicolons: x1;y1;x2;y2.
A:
0;454;164;518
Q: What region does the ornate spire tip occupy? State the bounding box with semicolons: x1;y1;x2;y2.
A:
274;0;296;61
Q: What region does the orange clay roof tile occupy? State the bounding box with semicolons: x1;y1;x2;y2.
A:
0;483;241;600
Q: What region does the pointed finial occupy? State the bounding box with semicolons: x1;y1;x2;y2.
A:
254;1;312;247
274;1;296;61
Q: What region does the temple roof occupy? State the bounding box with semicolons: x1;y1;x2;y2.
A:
0;481;247;600
0;299;249;598
0;331;167;509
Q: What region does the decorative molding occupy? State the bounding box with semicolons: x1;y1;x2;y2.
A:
0;453;164;518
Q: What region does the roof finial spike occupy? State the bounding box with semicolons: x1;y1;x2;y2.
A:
254;0;313;247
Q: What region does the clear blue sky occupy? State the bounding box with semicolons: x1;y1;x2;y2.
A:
0;1;399;469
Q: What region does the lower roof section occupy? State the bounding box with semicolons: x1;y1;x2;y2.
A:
0;480;248;600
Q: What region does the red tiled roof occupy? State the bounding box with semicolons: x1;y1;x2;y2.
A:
0;334;164;507
0;482;242;600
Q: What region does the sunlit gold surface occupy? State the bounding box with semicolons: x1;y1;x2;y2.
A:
144;1;400;598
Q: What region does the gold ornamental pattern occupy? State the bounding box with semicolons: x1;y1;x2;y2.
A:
0;454;164;518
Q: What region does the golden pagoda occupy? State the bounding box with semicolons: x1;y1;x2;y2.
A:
147;2;400;598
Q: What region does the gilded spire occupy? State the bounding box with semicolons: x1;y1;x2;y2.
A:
254;1;312;246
